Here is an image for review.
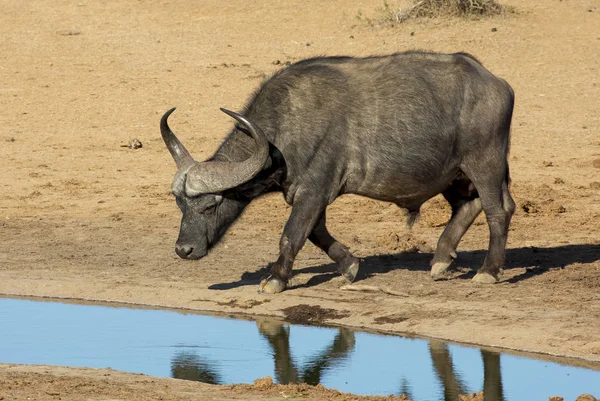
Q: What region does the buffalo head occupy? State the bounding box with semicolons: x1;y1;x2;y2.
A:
160;108;269;259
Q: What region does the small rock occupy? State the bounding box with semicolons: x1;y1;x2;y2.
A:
575;395;596;401
548;397;564;401
521;201;539;214
543;160;554;167
590;182;600;190
554;177;565;184
349;35;354;39
491;27;497;32
57;29;81;36
272;60;281;65
110;212;124;221
5;137;15;142
410;31;415;36
593;159;600;168
121;138;142;149
552;205;567;213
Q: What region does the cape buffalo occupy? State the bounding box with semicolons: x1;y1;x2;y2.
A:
160;50;515;293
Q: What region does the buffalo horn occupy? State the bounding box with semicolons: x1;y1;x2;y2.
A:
184;108;270;195
160;108;195;170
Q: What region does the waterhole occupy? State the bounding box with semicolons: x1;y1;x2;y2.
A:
1;298;598;400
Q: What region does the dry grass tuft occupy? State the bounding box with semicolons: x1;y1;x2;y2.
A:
380;0;511;23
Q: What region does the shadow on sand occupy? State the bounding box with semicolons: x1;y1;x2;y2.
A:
208;244;600;291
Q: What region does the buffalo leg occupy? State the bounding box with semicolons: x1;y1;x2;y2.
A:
463;165;515;284
429;340;468;400
430;183;483;280
481;350;504;401
308;211;359;283
256;319;299;384
259;197;327;294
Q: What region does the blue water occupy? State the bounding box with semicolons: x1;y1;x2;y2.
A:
0;298;598;400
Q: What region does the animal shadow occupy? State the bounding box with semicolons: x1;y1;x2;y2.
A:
208;244;600;291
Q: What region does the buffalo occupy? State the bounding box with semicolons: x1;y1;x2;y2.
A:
160;50;515;293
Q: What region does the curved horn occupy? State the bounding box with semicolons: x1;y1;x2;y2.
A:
185;109;270;196
160;108;195;170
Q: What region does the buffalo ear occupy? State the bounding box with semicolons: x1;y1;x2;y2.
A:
235;169;285;200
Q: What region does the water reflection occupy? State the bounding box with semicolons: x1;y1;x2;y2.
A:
2;298;597;401
169;321;505;401
168;319;356;387
430;340;504;401
256;319;355;385
171;351;221;384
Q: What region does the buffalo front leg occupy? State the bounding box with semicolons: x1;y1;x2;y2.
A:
259;197;327;294
308;211;359;283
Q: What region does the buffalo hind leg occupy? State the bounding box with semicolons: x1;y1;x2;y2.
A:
259;196;327;294
308;211;359;283
464;166;515;284
430;181;482;280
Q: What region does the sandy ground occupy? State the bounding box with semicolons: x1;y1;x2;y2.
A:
0;363;413;401
1;0;599;399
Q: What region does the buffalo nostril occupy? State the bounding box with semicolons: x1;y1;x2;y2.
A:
175;245;194;258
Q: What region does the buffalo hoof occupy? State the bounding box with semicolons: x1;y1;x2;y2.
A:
259;276;287;294
430;262;452;280
472;272;498;284
339;257;359;283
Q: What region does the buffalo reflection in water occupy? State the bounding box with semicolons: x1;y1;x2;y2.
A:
171;351;221;385
168;320;355;386
256;319;356;385
169;320;504;401
429;340;504;401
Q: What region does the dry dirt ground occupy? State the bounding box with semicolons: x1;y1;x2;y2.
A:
0;364;413;401
1;0;599;399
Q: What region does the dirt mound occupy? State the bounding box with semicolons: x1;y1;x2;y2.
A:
282;304;350;324
378;232;434;253
233;376;410;400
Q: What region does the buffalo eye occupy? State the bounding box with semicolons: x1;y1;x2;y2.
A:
196;197;219;213
203;204;217;213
